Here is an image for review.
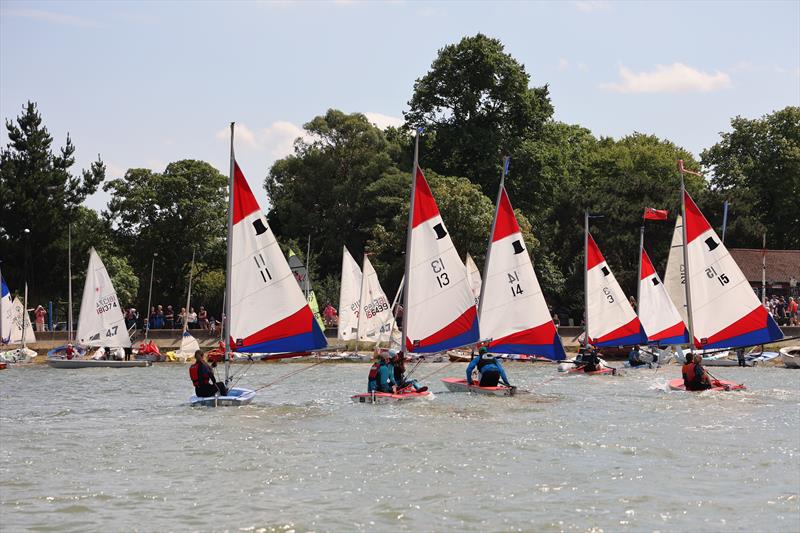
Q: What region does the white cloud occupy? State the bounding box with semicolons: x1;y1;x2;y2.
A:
215;121;311;160
2;8;99;27
600;63;732;94
573;1;610;13
363;112;404;130
558;57;569;71
104;162;126;179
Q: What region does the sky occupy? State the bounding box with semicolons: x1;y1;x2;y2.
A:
1;0;798;212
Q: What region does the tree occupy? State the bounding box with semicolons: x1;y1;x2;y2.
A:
405;33;554;195
266;110;401;282
103;160;227;311
701;106;800;249
0;101;104;303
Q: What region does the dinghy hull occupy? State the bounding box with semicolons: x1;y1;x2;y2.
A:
351;390;434;404
667;378;745;391
441;377;514;396
46;358;151;369
190;387;255;407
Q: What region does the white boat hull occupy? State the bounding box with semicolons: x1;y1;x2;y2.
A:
441;378;514;396
780;346;800;369
190;387;256;407
47;358;151;369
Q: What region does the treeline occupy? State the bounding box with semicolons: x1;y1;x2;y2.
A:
1;34;798;322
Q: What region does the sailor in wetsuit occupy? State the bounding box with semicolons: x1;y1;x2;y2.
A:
190;350;228;397
581;348;602;372
373;352;397;393
391;350;428;393
466;347;512;387
628;345;647;367
682;352;713;391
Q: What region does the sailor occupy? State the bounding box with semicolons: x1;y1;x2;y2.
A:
367;357;380;392
65;343;75;360
581;348;602;373
190;350;228;397
391;350;428;393
736;347;746;367
682;352;712;391
628;345;647;367
466;347;512;387
374;352;397;393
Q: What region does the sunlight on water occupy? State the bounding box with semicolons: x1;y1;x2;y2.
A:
1;363;798;532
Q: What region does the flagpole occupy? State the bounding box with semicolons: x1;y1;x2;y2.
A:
224;122;235;387
354;253;367;355
184;249;195;335
22;283;28;349
400;130;420;355
584;209;590;350
478;156;510;323
678;160;696;349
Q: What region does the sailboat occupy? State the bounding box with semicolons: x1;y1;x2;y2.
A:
0;273;37;363
356;254;394;344
635;247;689;366
354;133;477;402
465;253;482;308
288;249;326;332
668;162;783;390
168;250;200;362
191;123;327;406
337;246;362;342
48;248;148;368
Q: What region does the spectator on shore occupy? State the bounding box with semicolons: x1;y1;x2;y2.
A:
125;307;138;330
209;316;217;335
789;297;798;326
178;307;187;329
188;307;198;330
323;303;338;327
198;306;209;330
165;305;175;329
154;305;165;329
34;305;47;332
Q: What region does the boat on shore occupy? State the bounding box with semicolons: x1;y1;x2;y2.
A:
780;346;800;368
47;358;151;369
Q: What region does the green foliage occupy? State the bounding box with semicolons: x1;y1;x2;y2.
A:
102;254;139;306
701;106;800;249
103;159;227;309
405;33;554;195
0;102;104;303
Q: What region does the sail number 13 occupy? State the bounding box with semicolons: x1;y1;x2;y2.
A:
431;258;450;288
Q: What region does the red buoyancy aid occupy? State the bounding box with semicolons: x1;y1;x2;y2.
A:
189;363;211;387
682;362;700;388
368;362;380;380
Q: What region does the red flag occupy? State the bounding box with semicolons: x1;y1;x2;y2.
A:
643;207;668;220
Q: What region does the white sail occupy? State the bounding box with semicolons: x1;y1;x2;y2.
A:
357;255;393;343
404;166;478;353
228;161;326;353
337;247;362;341
638;248;689;345
176;331;201;361
76;248;130;348
1;273;12;344
465;253;482;308
664;215;688;327
586;234;647;347
8;296;36;345
479;187;565;360
682;190;782;349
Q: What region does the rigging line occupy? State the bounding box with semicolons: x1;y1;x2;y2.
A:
252;360;325;393
415;359;458;382
226;358;256;389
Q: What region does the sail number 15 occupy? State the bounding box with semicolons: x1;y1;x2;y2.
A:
705;266;730;286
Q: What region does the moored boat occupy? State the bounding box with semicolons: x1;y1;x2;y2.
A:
780;346;800;368
47;358;151;369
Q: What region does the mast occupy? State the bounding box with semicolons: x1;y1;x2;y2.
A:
184;249;196;334
305;235;311;299
721;200;729;243
379;275;404;351
400;131;420;354
478;156;510;321
22;283;28;349
145;253;156;340
68;225;73;341
354;253;367;355
762;232;767;306
224;122;235;386
636;223;644;315
678;161;696;348
583;210;589;350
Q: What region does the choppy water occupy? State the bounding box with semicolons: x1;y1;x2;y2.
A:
1;362;798;532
